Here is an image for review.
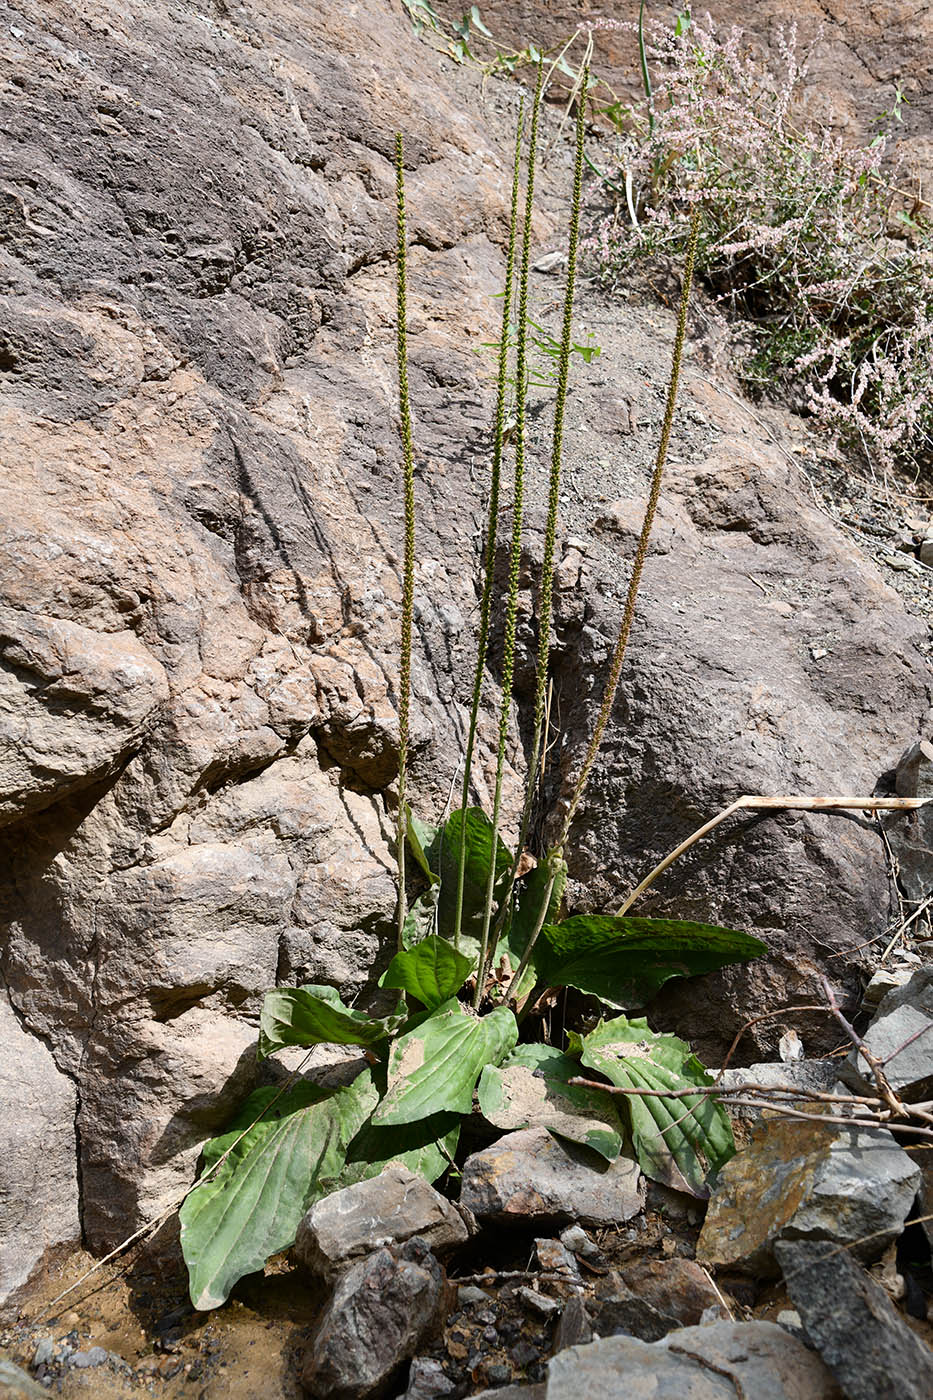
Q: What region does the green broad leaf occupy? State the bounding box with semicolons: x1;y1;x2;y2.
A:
340;1111;461;1187
434;808;513;944
478;1043;623;1162
576;1015;734;1198
373;1000;518;1126
401;887;439;949
406;809;440;884
258;985;406;1060
470;6;492;37
497;854;567;1001
180;1071;378;1309
381;935;476;1009
535;915;767;1010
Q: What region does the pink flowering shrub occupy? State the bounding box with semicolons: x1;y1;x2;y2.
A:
584;15;933;476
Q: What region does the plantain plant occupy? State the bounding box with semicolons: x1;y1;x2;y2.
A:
179;66;766;1312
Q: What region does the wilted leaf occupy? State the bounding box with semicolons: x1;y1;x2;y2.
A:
535;915;767;1009
478;1042;623;1161
180;1071;378;1309
373;1000;518;1126
258;985;405;1060
406;808;440;885
573;1014;734;1197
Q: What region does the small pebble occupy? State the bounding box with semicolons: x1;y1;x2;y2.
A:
559;1225;599;1258
516;1286;561;1318
71;1347;108;1369
457;1285;490;1307
33;1339;55;1368
777;1308;805;1338
510;1339;540;1368
485;1362;512;1385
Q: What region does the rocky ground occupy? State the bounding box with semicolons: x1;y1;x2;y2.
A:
2;960;933;1398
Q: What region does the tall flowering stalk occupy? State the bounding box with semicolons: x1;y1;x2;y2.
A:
504;209;702;1001
486;66;590;975
452;97;525;952
474;63;544;1009
394;132;416;951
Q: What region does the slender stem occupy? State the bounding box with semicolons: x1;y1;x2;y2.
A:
493;67;589;964
638;0;655;136
556;209;701;855
453;99;525;951
502;858;558;1004
394;132;416;951
475;64;544;1009
618;794;930;915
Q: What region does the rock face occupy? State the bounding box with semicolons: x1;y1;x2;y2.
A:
294;1165;468;1281
0;0;930;1298
697;1117;920;1276
0;995;80;1304
459;1127;645;1227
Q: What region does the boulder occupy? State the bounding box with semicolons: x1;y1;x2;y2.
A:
300;1238;452;1400
545;1321;842;1399
775;1239;933;1400
698;1117;920;1276
460;1127;644;1228
294;1165;468;1280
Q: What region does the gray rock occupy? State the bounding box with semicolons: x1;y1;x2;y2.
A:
70;1348;108;1369
559;1225;599;1258
862;968;913;1010
31;1341;55;1368
712;1060;840;1119
552;1295;593;1354
698;1116;920;1276
895;739;933;798
546;1322;841;1398
592;1258;728;1343
474;1389;545;1400
457;1285;492;1307
301;1238;451;1400
460;1128;644;1229
838;966;933;1102
517;1287;562;1319
295;1165;468;1280
534;1239;581;1282
775;1239;933;1400
401;1357;455;1400
0;995;80;1308
0;1361;48;1399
